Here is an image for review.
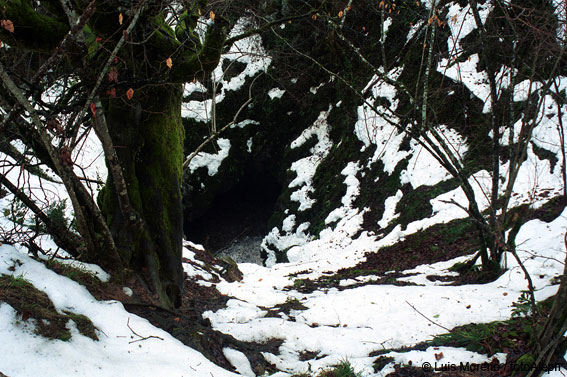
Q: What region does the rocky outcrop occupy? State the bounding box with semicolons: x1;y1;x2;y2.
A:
182;0;566;265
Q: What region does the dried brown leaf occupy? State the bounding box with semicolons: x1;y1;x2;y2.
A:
1;19;14;33
108;68;118;83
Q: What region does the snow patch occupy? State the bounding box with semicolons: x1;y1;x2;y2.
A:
268;88;286;99
223;348;255;377
188;138;231;176
288;107;333;211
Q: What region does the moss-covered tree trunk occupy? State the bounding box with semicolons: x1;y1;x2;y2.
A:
99;84;185;307
0;0;226;309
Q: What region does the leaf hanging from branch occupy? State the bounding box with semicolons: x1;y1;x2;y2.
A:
126;88;134;100
166;57;173;69
108;68;118;83
1;20;14;33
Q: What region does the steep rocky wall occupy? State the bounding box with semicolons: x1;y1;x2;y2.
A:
181;0;566;265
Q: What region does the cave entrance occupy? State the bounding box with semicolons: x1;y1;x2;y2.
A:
184;171;281;263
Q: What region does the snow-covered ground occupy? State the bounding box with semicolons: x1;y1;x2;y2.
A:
1;3;567;377
204;209;567;376
0;199;565;376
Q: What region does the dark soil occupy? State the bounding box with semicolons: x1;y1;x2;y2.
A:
348;218;478;277
48;245;280;375
120;273;283;376
0;274;97;341
285;196;566;293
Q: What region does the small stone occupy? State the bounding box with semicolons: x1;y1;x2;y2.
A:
123;287;133;296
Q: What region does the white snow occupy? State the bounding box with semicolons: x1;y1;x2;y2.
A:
205;209;567;375
400;126;468;188
377;190;403;228
231;119;260;129
268;88;286;100
288;107;333;211
2;3;567;376
445;2;491;56
325;162;362;225
0;245;240;377
72;127;108;193
223;348;255;377
187;138;231;176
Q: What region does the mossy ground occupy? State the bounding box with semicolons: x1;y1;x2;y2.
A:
286;195;566;293
291;360;362;377
42;259;103;290
0;274;98;341
283;216;478;293
370;296;558;376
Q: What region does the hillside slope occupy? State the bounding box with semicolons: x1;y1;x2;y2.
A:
1;0;567;376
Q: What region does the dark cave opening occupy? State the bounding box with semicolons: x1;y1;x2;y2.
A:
183;171;281;254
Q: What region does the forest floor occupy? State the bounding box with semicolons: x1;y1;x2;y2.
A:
0;197;566;377
1;191;566;377
61;198;567;377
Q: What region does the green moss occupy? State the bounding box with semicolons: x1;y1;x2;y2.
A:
516;353;535;367
319;360;362;377
98;82;186;307
43;260;103;292
171;20;226;82
64;311;98;341
135;84;185;293
175;10;201;50
0;0;69;52
0;274;98;341
428;317;534;356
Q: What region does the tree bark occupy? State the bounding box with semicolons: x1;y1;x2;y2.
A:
530;232;567;374
0;0;226;309
97;84;185;308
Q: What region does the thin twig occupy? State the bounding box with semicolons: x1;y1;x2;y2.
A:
183;73;262;169
70;0;148;150
406;300;451;332
126;318;164;344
